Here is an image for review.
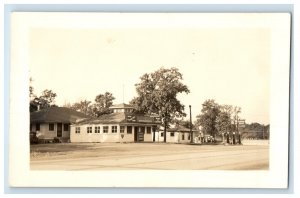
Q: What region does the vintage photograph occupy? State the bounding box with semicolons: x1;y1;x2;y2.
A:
10;12;290;187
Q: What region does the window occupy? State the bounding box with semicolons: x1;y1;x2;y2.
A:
75;127;80;133
146;127;151;134
49;123;54;131
120;126;125;133
182;134;185;140
161;132;164;137
112;126;117;133
36;123;40;131
170;132;175;137
103;126;108;133
127;126;132;134
141;127;145;134
95;126;100;133
188;134;190;140
87;126;92;133
64;124;69;131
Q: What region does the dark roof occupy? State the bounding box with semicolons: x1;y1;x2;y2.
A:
167;125;199;133
76;112;126;124
30;106;90;123
109;103;133;109
75;112;161;125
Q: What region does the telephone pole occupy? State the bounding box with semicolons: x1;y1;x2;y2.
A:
189;105;193;143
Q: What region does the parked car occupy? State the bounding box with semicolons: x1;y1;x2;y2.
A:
204;135;215;143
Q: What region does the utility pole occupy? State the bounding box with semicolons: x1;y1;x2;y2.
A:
262;124;265;139
236;115;239;144
189;105;193;143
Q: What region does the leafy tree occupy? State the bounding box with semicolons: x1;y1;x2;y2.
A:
215;105;233;136
195;99;220;138
30;88;57;112
29;77;38;112
131;67;190;142
38;89;57;108
232;106;241;132
70;100;92;116
93;92;115;117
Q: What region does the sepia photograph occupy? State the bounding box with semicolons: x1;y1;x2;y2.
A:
9;12;290;188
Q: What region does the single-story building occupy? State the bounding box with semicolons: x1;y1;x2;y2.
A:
30;106;90;142
154;124;200;143
70;103;161;143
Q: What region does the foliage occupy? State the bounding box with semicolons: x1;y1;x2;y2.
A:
130;67;190;142
195;99;220;137
67;92;115;117
93;92;115;117
195;100;244;138
30;85;57;112
215;110;231;135
242;123;270;139
69;100;92;116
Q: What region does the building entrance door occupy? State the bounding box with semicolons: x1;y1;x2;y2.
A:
134;127;138;142
138;127;144;142
57;123;62;137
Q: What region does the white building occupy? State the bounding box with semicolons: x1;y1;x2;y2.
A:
70;104;161;143
154;125;200;144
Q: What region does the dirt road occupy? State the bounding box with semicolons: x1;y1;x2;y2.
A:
30;143;269;170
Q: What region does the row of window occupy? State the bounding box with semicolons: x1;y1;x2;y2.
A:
160;132;190;140
75;126;153;134
30;123;69;131
49;123;69;131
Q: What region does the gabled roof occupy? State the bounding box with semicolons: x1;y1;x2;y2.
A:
75;111;161;125
109;103;133;109
30;106;90;123
76;112;127;124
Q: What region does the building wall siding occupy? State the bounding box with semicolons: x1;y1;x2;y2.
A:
36;123;57;139
70;124;137;143
32;123;71;140
154;131;192;143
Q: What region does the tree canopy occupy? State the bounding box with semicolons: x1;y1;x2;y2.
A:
130;67;190;142
30;88;57;112
66;92;115;117
195;100;242;138
92;92;115;117
196;99;220;137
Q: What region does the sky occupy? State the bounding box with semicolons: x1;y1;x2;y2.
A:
29;26;270;124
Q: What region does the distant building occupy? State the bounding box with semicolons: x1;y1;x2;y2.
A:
70;104;161;143
154;124;200;143
30;106;90;142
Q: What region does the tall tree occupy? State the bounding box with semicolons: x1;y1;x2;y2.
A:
29;77;38;112
215;105;232;135
38;89;57;108
93;92;115;117
30;89;57;111
131;67;190;142
195;99;220;138
232;106;241;132
70;100;92;116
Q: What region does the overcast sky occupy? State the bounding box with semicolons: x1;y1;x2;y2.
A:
29;18;270;124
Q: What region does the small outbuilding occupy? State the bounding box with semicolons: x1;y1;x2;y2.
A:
154;124;200;143
30;106;90;142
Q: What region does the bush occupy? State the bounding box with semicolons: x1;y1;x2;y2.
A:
30;132;39;144
53;137;61;143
